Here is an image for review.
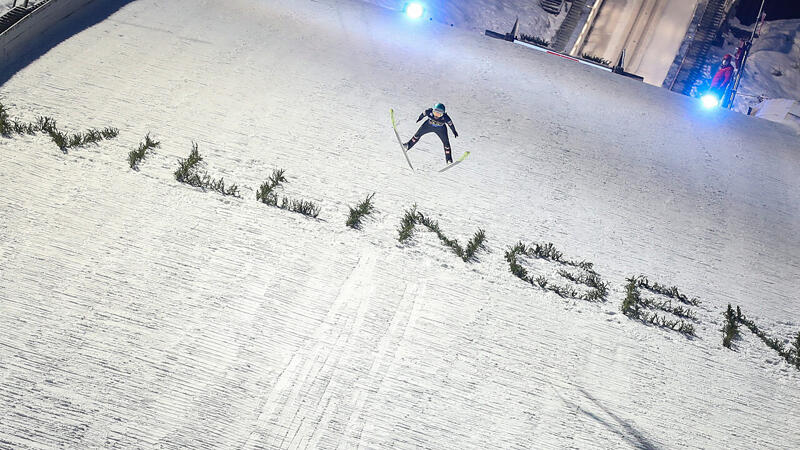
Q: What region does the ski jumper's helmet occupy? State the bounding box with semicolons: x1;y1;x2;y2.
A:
433;103;446;113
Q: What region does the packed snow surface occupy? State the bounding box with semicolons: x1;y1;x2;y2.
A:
362;0;564;40
1;0;800;448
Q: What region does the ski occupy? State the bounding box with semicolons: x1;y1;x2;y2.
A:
438;151;470;172
390;108;414;171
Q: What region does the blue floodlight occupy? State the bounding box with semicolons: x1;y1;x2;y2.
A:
701;94;720;109
405;2;425;19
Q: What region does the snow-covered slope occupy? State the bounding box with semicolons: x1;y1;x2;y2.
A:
362;0;565;40
1;0;799;448
744;19;800;98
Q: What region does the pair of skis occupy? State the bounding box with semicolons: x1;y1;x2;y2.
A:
390;108;469;173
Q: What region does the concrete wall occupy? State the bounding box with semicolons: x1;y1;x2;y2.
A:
0;0;95;65
578;0;699;86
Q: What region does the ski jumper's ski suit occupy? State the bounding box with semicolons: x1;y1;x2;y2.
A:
406;109;458;163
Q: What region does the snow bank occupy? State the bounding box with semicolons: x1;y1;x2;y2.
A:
1;0;799;448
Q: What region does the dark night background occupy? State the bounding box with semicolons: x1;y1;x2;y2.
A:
736;0;800;25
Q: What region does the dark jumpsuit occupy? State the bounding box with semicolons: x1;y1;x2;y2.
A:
405;109;459;163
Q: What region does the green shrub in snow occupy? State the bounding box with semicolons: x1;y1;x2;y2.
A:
397;205;418;243
0;103;10;136
397;206;486;263
256;168;286;206
282;198;321;218
633;275;700;306
32;115;118;151
346;193;376;229
505;242;609;302
737;308;796;368
128;133;161;170
621;277;640;317
65;127;119;148
174;142;204;184
32;115;118;152
793;332;800;369
0;104;35;136
256;168;320;218
722;304;740;348
47;127;69;151
1;104;117;151
621;277;695;336
11;120;36;135
175;142;240;197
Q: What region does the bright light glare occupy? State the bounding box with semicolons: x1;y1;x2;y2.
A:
405;3;424;19
701;94;720;109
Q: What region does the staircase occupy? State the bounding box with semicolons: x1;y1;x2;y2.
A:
0;7;29;34
551;0;587;52
540;0;564;15
0;1;47;35
668;0;728;96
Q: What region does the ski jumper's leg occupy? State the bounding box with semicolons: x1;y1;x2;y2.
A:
434;127;452;163
406;122;434;149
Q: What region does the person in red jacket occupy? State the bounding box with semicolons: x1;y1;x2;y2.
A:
710;54;734;98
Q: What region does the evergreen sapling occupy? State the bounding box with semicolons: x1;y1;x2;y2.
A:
722;304;739;349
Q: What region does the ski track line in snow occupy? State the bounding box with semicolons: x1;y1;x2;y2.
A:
243;251;431;450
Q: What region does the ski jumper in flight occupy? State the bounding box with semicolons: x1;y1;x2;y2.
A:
403;103;459;164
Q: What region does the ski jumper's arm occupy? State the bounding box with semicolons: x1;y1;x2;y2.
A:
417;109;431;122
445;115;458;137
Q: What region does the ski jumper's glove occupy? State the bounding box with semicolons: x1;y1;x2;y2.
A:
417;110;429;122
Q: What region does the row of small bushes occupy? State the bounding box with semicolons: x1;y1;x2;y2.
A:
582;53;612;66
519;33;550;47
622;277;696;336
0;103;118;152
126;138;324;218
255;168;321;218
513;37;611;67
174;143;241;198
505;241;609;302
124;135;371;222
7;101;797;371
398;205;486;262
123;125;800;373
723;304;800;370
633;276;700;306
128;133;160;170
112;118;800;371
